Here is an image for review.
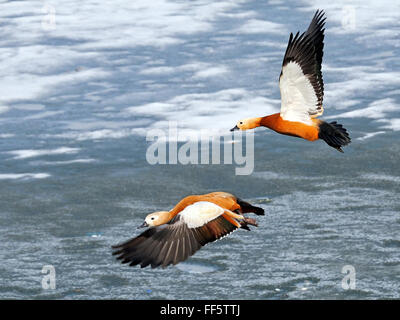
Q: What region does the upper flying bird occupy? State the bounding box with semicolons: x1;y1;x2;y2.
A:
231;10;351;152
112;192;264;268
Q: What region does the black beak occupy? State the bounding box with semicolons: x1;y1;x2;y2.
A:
138;221;148;229
230;125;239;132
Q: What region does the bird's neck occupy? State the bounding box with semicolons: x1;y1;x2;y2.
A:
166;210;176;222
157;211;174;225
245;117;263;129
170;196;197;217
260;113;281;129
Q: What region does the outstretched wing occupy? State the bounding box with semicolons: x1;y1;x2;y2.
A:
279;10;326;124
112;202;239;268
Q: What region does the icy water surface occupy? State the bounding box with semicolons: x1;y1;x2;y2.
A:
0;0;399;299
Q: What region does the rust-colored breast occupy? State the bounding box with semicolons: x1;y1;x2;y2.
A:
261;113;319;141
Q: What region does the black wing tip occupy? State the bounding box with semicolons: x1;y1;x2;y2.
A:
313;9;326;20
113;250;163;269
281;9;326;107
111;223;197;269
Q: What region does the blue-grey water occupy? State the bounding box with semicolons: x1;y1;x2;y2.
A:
0;0;399;299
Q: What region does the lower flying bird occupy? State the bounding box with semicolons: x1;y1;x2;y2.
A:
231;10;351;152
112;192;264;268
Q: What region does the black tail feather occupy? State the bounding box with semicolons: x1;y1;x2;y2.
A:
318;121;351;152
236;198;265;216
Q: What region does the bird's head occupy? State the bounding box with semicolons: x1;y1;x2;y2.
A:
230;118;260;131
139;211;170;228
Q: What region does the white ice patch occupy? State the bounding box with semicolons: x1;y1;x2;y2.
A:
139;66;176;76
379;118;400;131
125;88;279;139
6;147;80;160
0;67;110;102
329;98;398;120
29;159;96;166
44;129;143;141
325;69;400;109
24;111;65;120
139;62;229;80
0;0;244;102
0;106;10;114
356;131;386;141
0;173;51;180
235;19;287;35
192;66;229;79
176;261;222;273
361;174;400;183
256;171;321;181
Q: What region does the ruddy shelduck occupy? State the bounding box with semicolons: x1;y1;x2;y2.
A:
112;192;264;268
231;10;351;152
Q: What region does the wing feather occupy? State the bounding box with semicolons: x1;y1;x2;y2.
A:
279;10;326;124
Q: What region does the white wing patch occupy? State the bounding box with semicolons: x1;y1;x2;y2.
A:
179;201;225;229
279;61;320;124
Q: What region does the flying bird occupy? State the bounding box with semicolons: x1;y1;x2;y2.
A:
112;192;264;268
231;10;351;152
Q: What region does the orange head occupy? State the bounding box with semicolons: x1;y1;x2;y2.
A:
138;211;170;228
230;118;261;131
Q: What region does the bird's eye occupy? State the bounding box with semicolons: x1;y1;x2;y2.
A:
240;122;243;125
151;217;155;220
